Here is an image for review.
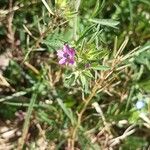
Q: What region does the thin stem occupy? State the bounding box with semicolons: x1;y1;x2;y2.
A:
3;101;49;109
71;85;98;148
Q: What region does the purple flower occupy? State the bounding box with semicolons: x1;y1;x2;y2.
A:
57;44;75;65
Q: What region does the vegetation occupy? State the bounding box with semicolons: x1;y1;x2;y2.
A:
0;0;150;149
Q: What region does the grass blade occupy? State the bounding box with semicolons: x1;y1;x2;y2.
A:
57;98;75;125
18;90;38;149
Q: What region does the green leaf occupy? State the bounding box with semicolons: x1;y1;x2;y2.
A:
57;98;75;125
91;65;110;70
88;18;119;28
76;25;95;45
92;0;105;18
92;0;101;17
80;74;87;88
38;110;55;125
85;49;108;61
83;70;93;78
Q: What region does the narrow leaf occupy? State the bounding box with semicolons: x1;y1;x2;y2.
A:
89;18;119;28
91;65;110;70
57;98;75;125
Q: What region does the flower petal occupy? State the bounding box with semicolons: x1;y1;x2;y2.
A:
68;58;75;65
57;49;64;58
59;58;66;64
68;48;75;57
63;44;70;53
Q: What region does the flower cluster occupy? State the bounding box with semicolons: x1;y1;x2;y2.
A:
57;44;75;65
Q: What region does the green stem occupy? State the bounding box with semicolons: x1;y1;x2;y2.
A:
18;91;38;149
3;101;48;109
0;86;35;102
125;86;134;111
73;0;81;41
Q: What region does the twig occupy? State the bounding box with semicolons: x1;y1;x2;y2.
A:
41;0;54;15
92;102;107;125
24;61;40;75
109;125;135;147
